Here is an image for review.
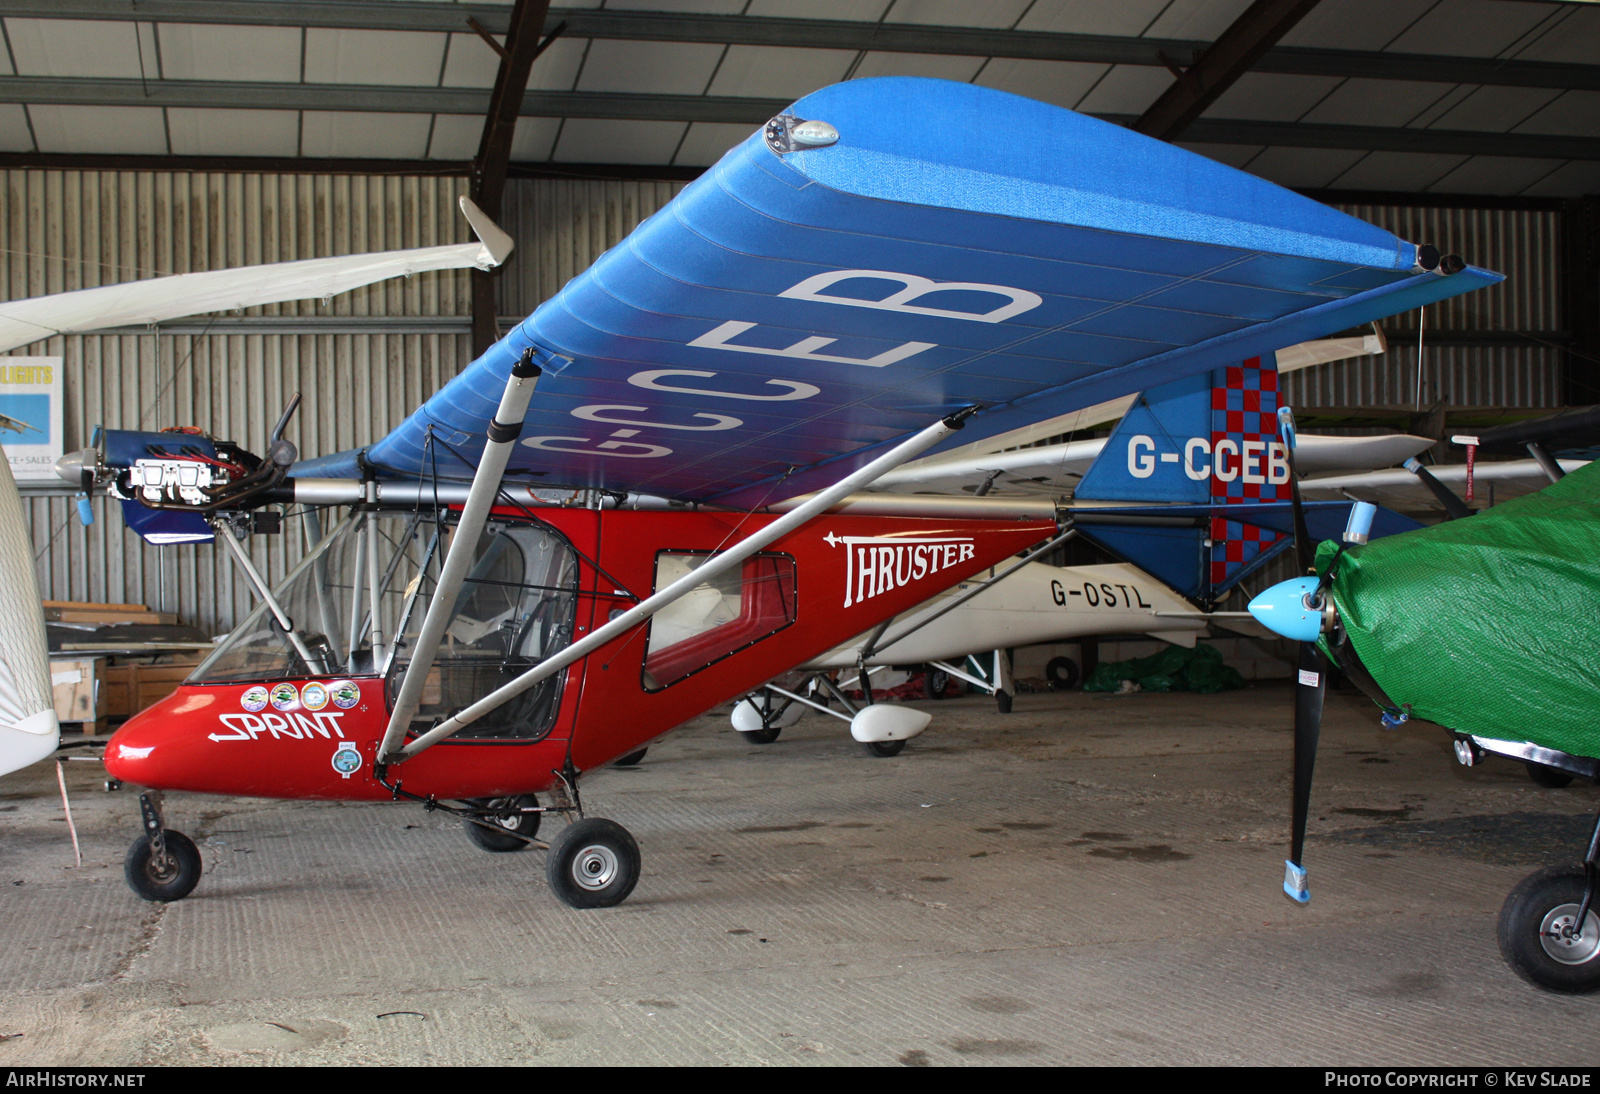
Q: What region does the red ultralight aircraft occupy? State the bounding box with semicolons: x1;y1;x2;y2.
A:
106;469;1049;907
62;77;1497;909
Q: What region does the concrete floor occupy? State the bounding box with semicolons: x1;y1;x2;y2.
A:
2;682;1597;1066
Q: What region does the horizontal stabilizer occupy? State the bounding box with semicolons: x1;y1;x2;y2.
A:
1071;500;1422;603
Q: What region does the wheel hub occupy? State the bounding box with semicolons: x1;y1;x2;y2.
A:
489;799;520;831
572;844;619;890
1539;904;1600;965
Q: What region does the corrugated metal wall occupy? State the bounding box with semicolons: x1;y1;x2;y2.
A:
1281;203;1563;410
7;175;1565;634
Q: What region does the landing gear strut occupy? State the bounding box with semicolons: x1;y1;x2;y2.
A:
381;768;643;909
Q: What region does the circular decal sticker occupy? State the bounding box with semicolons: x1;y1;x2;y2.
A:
331;741;362;779
329;680;361;710
269;682;300;711
241;686;269;713
301;681;329;711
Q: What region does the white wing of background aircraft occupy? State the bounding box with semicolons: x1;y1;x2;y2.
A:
0;197;509;354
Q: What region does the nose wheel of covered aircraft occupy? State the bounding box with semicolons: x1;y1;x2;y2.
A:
546;817;641;908
1497;867;1600;993
463;795;542;852
124;830;202;903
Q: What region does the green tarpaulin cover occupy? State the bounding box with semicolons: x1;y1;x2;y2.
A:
1319;460;1600;757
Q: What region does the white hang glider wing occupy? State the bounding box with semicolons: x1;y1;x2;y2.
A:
0;196;510;354
906;328;1389;473
841;330;1424;499
868;431;1434;498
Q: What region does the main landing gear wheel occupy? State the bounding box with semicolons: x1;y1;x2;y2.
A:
1526;761;1575;789
739;727;781;745
924;667;950;700
124;830;202;902
464;795;541;853
546;817;641;909
614;748;648;767
1497;867;1600;993
996;690;1013;714
1045;656;1080;691
863;739;906;758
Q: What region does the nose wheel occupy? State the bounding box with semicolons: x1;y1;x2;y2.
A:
124;792;202;902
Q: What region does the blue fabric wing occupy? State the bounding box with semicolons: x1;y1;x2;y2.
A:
338;77;1501;505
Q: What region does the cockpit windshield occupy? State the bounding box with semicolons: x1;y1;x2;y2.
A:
192;511;582;741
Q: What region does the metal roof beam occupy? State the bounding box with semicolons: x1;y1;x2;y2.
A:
1134;0;1322;141
6;2;1600;92
0;77;791;122
1168;116;1600;162
3;78;1596;161
471;0;553;356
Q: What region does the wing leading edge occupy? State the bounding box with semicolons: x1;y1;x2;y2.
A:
344;77;1500;506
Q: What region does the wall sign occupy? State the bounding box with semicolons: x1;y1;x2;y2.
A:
0;356;64;481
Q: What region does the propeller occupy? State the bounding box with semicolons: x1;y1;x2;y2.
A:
1248;407;1377;904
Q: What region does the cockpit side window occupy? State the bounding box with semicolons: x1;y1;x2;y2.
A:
641;551;797;691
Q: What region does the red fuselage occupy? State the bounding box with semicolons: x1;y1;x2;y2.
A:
106;508;1053;801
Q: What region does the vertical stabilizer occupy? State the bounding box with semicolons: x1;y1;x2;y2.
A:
0;453;59;775
1074;354;1293;603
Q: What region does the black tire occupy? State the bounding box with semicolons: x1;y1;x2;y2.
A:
546;817;641;909
1497;867;1600;993
1526;761;1575;789
614;748;648;767
1045;656;1080;691
124;830;202;902
739;727;781;745
463;795;541;853
924;667;950;700
863;739;906;758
